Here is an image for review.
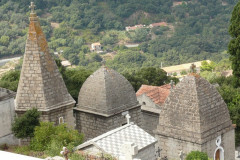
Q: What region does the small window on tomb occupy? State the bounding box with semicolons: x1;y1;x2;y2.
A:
142;102;146;105
59;117;64;124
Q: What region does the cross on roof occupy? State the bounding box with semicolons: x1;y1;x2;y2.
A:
29;2;36;13
125;114;131;124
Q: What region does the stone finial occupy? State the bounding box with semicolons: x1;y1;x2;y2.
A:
190;63;196;73
29;2;36;13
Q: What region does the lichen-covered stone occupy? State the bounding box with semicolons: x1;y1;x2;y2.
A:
15;12;75;112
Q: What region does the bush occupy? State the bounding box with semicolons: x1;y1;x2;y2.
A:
0;143;8;150
12;108;40;139
30;122;84;152
185;151;209;160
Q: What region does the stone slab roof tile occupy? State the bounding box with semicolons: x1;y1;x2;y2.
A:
78;66;139;116
15;8;75;111
156;75;233;144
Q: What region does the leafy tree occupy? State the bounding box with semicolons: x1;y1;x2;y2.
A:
185;151;209;160
200;61;216;72
124;67;179;91
63;68;92;101
228;1;240;84
0;70;20;92
12;108;40;139
0;35;10;46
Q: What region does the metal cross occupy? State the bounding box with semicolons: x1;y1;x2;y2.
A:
29;2;36;13
156;147;162;157
190;63;196;73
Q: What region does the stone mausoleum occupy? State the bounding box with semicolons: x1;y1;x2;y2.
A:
15;3;75;127
155;74;235;160
74;66;141;140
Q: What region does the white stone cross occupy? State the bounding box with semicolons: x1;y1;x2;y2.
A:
126;114;131;124
29;2;36;13
179;150;184;160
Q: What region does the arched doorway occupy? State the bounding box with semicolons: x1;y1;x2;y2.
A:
215;149;220;160
214;147;224;160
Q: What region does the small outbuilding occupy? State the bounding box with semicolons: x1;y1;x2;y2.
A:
75;122;157;160
0;88;17;145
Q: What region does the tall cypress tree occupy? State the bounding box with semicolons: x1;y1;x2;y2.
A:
229;1;240;85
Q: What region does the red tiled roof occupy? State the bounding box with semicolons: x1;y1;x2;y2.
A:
136;84;171;106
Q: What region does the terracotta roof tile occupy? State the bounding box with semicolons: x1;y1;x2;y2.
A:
136;84;171;106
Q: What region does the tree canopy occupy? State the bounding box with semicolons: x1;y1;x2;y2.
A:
12;108;40;139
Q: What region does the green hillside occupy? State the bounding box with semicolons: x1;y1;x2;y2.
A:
0;0;237;72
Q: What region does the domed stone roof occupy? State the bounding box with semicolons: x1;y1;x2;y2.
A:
77;66;139;116
156;74;233;144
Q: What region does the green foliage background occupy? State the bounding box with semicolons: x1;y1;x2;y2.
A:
0;0;237;70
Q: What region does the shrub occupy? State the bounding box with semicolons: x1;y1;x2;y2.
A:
185;151;209;160
12;108;40;139
30;122;84;152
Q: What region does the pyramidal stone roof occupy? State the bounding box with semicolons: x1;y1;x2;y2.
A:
77;66;139;116
15;3;75;111
156;74;233;144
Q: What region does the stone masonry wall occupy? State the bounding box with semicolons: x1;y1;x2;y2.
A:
156;129;235;160
75;107;141;141
0;98;15;137
134;144;156;160
16;104;74;128
202;129;235;160
155;135;201;160
141;111;159;136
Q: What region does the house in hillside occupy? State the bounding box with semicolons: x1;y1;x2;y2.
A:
90;42;102;53
75;120;157;160
61;60;71;67
125;24;146;31
136;84;172;135
149;22;168;28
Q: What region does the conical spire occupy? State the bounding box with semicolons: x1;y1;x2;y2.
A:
16;2;75;111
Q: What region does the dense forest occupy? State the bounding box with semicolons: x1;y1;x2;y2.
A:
0;0;237;72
